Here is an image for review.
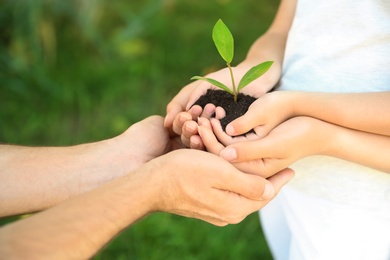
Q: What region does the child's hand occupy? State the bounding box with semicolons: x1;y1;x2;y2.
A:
164;64;274;130
225;91;296;138
197;117;293;179
218;116;334;177
171;104;217;149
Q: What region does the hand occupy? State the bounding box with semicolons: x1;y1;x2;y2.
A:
108;116;185;178
197;117;289;178
116;116;184;167
170;104;217;149
224;91;295;138
0;116;186;217
148;149;294;226
164;63;274;131
218;116;334;176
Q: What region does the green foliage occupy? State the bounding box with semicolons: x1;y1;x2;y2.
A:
0;0;279;258
212;19;234;64
238;60;274;91
192;19;273;102
190;75;233;94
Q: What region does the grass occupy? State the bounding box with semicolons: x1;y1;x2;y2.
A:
0;0;279;258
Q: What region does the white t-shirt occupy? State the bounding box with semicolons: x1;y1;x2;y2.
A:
276;0;390;217
261;1;390;258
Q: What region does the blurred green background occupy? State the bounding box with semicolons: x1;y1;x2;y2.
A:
0;0;279;258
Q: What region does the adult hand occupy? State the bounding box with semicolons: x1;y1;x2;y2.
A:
0;115;184;217
0;148;294;260
117;115;184;167
149;149;294;226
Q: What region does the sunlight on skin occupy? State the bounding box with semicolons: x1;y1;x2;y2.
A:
174;104;263;150
173;105;294;178
197;117;278;178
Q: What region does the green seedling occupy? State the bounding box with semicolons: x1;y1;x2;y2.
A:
191;19;273;102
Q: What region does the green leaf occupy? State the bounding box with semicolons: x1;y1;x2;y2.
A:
212;19;234;64
191;76;233;94
237;61;274;91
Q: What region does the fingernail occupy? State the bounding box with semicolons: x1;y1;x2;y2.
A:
186;123;196;132
226;124;235;135
179;114;187;124
262;183;275;200
191;138;200;148
220;147;237;161
164;115;169;126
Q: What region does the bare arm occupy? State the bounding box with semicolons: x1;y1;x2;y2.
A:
0;149;294;259
218;116;390;175
227;91;390;138
290;91;390;136
0;116;179;217
237;0;297;87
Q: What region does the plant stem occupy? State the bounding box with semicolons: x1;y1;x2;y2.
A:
227;63;237;102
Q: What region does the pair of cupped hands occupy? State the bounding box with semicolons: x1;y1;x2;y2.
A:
164;68;324;180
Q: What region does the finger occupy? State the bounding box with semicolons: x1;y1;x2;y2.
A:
188;105;203;120
186;83;211;110
172;112;193;135
189;135;205;150
252;125;274;139
245;132;261;141
265;168;295;197
181;120;199;148
216;168;271;201
198;118;225;155
225;103;265;136
200;103;216;118
219;138;278;163
232;160;268;178
165;82;198;127
210;119;245;145
215;106;226;119
237;168;294;202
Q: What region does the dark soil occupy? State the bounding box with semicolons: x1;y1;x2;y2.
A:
192;89;256;135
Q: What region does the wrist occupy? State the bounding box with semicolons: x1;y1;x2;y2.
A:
309;118;340;156
73;137;143;195
236;60;280;95
285;91;301;118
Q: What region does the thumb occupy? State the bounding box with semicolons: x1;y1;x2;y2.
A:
217;168;271;201
186;86;209;111
265;168;295;199
226;105;264;137
165;82;199;128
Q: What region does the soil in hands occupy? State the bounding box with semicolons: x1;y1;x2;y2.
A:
192;89;256;135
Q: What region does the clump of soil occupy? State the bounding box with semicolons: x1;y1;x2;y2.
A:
192;89;256;135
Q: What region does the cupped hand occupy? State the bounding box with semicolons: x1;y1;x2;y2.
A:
149;149;294;226
197;117;287;178
172;105;231;149
218;116;334;177
224;91;296;138
115;116;184;171
164;64;274;130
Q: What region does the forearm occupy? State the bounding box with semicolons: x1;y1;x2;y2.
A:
238;0;296;90
0;165;158;259
319;120;390;173
0;139;141;217
289;91;390;136
237;32;288;91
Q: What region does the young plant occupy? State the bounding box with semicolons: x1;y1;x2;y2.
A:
191;19;273;102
